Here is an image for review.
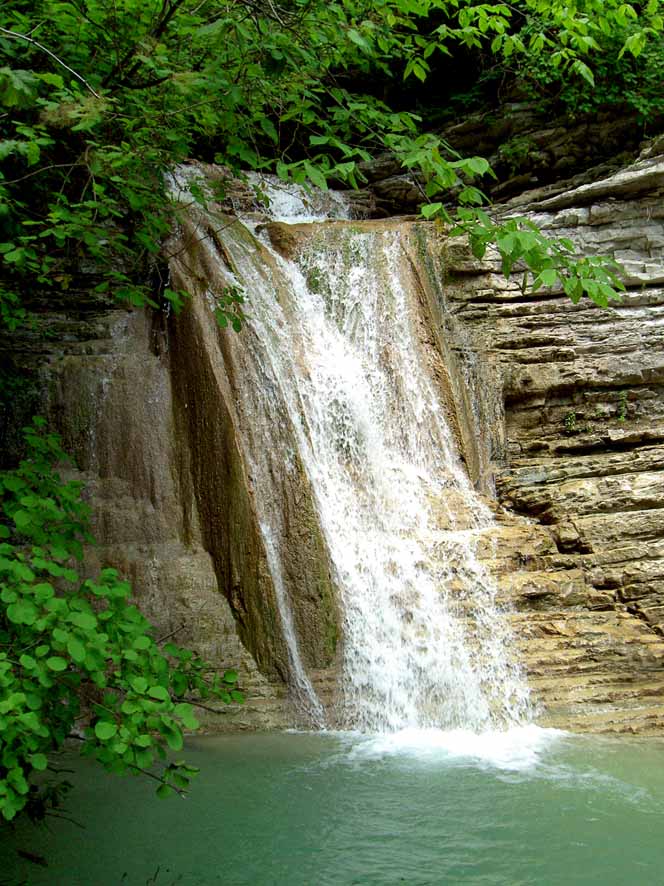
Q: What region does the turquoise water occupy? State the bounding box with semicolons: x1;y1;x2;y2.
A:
2;729;664;885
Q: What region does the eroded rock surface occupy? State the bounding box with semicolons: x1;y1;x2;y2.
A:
432;149;664;733
0;294;294;730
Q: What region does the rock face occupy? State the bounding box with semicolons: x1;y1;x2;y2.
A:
427;151;664;733
0;288;295;730
3;147;664;735
355;105;664;215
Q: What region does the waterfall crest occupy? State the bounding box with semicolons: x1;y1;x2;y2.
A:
170;180;532;732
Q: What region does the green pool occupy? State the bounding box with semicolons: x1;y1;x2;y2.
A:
2;727;664;885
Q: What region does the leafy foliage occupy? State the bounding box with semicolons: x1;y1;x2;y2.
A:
1;0;662;330
451;208;626;307
516;19;664;122
0;419;241;822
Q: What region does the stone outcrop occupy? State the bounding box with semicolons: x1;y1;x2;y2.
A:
0;287;295;730
355;105;664;216
0;206;346;730
4;143;664;735
167;214;340;685
429;149;664;733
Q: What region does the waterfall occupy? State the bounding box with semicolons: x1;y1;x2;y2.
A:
172;172;532;732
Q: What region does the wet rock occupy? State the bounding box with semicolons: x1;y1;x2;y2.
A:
0;286;297;730
436;149;664;732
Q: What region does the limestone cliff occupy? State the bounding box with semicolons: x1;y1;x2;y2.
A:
0;291;295;728
431;150;664;733
2;146;664;734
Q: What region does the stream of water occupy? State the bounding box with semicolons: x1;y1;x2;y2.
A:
206;174;531;730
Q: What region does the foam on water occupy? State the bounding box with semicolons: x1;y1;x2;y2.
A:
346;725;566;771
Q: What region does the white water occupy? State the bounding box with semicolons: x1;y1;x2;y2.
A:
260;524;326;728
346;724;563;771
244;173;352;223
174;171;533;732
212;205;532;733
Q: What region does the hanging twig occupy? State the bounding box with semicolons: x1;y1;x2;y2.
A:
0;26;102;98
2;162;84;186
127;765;187;797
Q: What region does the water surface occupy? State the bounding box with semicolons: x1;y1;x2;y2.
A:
2;730;664;885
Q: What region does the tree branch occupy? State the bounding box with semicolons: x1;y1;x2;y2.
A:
104;0;188;88
127;764;186;797
2;162;84;187
0;27;102;98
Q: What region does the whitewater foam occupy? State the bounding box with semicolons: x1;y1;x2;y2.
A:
346;725;566;771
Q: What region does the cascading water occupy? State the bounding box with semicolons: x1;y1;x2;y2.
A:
173;171;532;732
243;172;353;223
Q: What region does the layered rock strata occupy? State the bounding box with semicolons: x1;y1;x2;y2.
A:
356;107;664;215
0;293;294;729
432;152;664;733
3;149;664;734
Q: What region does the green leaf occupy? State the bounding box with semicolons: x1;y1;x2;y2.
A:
304;162;327;191
130;676;148;694
12;510;32;530
69;612;97;630
259;118;278;144
535;268;558;288
37;73;64;89
174;702;199;730
30;753;48;771
165;728;184;751
466;157;491;176
0;67;39;108
148;685;170;701
121;699;141;715
157;783;175;799
33;582;55;603
572;60;595;86
46;656;68;672
421;203;443;219
67;638;87;664
7;600;38;626
3;476;24;492
347;29;370;51
95;721;118;741
8;767;29;794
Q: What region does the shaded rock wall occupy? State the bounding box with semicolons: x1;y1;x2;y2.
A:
356;107;664;216
0;289;293;730
167;214;340;684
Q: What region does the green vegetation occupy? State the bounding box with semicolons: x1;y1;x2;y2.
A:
563;391;634;434
1;0;663;825
563;410;578;434
618;390;629;422
0;419;241;822
1;0;663;329
518;18;664;123
450;210;625;307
